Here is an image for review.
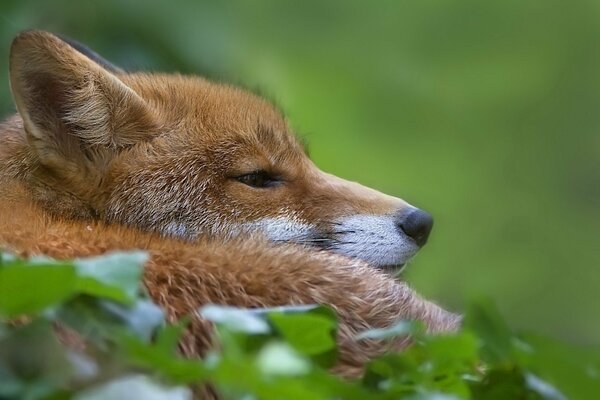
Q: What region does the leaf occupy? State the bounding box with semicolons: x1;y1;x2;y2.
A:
362;351;418;390
464;297;514;365
515;332;600;400
155;317;191;354
199;305;271;334
0;319;73;400
117;334;205;383
268;312;337;355
75;277;133;304
0;252;18;264
73;374;192;400
355;320;418;341
256;342;311;376
249;304;319;315
74;252;147;303
0;263;76;317
100;299;165;341
525;373;567;400
423;331;479;370
54;297;164;345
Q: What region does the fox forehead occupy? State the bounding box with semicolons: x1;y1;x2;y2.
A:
119;73;306;163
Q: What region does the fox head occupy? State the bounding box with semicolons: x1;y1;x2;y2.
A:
7;30;433;271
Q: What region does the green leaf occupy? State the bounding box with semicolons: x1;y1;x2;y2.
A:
155;317;190;354
0;263;76;317
469;367;529;399
515;333;600;400
423;331;479;371
75;277;133;304
74;252;147;303
117;334;205;383
199;305;271;334
356;320;419;341
464;297;514;365
248;304;319;315
0;252;18;264
524;373;567;400
268;312;337;355
100;299;164;341
73;374;192;400
256;342;311;376
0;319;73;400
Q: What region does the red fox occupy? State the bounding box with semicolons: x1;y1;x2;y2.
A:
0;30;459;389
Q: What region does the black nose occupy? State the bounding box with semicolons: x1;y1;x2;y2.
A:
396;209;434;247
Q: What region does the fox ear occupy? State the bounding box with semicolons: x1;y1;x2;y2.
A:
9;30;158;175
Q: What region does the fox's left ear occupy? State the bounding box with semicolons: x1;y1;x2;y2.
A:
9;30;158;176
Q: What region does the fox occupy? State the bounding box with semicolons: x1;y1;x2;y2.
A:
0;30;460;395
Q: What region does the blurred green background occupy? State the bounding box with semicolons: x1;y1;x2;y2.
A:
1;1;598;346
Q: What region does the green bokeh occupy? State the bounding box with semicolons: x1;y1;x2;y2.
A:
1;0;598;345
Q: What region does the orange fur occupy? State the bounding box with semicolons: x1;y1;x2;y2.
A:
0;31;460;397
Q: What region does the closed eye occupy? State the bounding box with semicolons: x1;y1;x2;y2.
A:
235;170;281;188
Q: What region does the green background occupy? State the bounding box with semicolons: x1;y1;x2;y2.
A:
1;1;598;346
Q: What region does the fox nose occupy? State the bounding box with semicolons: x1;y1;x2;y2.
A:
395;209;434;247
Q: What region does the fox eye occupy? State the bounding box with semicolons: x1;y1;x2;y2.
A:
235;170;280;188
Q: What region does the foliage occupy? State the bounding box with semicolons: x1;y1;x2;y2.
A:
0;252;598;399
